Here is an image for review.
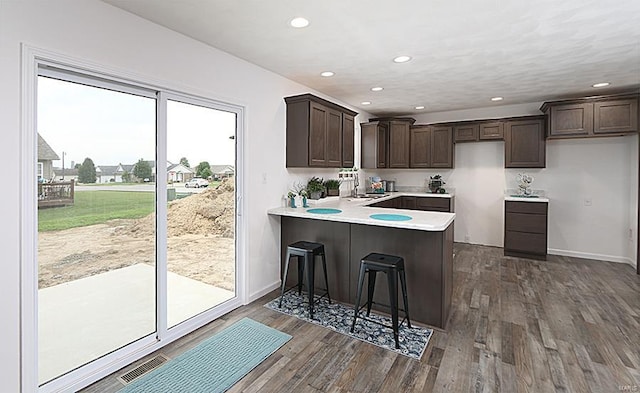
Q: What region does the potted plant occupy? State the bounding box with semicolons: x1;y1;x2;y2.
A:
307;176;324;200
287;191;297;208
324;179;342;196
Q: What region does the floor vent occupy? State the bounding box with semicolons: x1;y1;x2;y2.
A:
118;354;170;385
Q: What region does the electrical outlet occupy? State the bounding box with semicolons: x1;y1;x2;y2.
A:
464;235;470;243
261;172;267;184
629;228;633;240
584;198;592;206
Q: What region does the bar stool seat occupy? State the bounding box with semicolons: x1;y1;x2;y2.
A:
350;252;411;349
278;241;331;319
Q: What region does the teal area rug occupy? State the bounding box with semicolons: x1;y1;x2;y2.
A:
265;291;432;359
119;318;291;393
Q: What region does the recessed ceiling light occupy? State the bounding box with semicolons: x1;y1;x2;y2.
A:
320;71;334;77
415;106;425;110
371;87;383;92
491;96;504;102
290;17;309;28
361;101;371;105
393;55;412;63
592;82;610;88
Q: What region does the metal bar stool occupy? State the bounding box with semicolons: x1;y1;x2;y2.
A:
278;241;331;319
350;252;411;349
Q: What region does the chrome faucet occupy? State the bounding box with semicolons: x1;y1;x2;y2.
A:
352;172;359;197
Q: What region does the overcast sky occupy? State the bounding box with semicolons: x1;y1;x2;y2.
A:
37;76;236;169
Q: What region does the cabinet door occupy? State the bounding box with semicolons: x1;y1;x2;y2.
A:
377;123;388;168
416;197;451;212
549;103;592;137
400;196;416;210
410;126;430;168
309;102;327;166
430;126;454;168
326;108;343;167
504;119;545;168
342;113;355;167
479;122;504;140
594;99;638;134
388;121;410;168
454;123;479;142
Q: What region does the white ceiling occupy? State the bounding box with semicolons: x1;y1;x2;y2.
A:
103;0;640;116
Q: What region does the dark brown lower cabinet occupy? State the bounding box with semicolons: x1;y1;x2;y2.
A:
504;200;548;260
370;196;454;212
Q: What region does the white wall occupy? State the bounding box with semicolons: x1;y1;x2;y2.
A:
0;1;365;390
362;103;638;267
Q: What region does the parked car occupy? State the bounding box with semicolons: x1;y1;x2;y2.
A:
185;178;209;188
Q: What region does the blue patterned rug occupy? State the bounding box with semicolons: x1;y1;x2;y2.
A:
119;318;291;393
265;291;432;359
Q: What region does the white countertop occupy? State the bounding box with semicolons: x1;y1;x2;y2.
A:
504;196;549;203
268;192;455;231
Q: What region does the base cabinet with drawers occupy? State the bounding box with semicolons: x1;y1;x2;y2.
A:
504;200;548;260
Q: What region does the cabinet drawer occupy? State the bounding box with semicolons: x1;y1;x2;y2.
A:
416;197;450;212
400;196;416;209
504;231;546;255
505;212;546;234
505;201;547;214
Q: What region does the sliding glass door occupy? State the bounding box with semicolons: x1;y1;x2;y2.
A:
34;63;242;390
165;98;237;328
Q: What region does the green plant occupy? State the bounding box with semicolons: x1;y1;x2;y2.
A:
324;179;341;190
287;191;296;198
306;176;324;193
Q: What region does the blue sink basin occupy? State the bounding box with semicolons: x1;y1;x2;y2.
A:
369;213;412;221
306;208;342;214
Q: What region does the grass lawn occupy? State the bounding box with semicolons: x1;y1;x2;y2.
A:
38;191;155;232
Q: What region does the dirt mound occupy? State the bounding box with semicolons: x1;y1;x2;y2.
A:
123;178;235;238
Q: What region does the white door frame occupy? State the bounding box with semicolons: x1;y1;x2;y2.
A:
20;44;247;393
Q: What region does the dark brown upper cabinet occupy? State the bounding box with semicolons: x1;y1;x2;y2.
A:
504;117;546;168
361;121;388;168
410;126;430;168
541;93;638;139
454;123;479;142
479;121;504;140
285;94;358;168
361;118;415;169
410;125;454;168
430;126;454;168
342;113;355;167
388;120;411;168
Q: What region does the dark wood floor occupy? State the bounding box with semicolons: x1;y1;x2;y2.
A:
83;244;640;392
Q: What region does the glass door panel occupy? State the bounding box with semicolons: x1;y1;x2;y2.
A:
166;99;236;328
37;76;156;384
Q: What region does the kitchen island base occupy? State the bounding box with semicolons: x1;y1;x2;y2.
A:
280;216;453;329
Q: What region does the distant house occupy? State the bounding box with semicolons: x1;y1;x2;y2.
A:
37;134;59;181
52;167;79;182
167;163;194;182
95;165;120;183
209;165;235;180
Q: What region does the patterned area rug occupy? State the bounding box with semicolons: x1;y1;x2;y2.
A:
265;291;432;359
119;318;291;393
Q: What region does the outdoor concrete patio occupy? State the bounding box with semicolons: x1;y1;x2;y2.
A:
38;264;234;384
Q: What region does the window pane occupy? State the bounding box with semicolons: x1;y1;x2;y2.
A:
166;99;236;328
37;76;156;384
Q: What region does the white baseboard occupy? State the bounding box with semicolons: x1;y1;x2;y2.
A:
247;281;280;304
548;248;635;267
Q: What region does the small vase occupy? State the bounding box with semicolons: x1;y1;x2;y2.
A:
289;197;296;208
302;196;309;207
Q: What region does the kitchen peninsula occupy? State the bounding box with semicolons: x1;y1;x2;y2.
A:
268;193;454;329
